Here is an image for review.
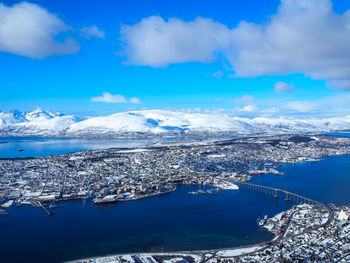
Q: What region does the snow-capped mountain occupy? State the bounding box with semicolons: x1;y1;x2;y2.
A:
1;108;350;137
0;108;78;137
24;107;64;121
66;110;253;137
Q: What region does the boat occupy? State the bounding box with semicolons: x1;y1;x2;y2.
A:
188;190;206;195
94;195;118;205
207;188;221;195
1;200;14;208
18;149;24;152
258;218;266;227
249;171;262;175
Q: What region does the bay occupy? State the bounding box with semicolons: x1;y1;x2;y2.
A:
0;134;349;262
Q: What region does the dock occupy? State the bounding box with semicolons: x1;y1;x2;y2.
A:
37;201;55;216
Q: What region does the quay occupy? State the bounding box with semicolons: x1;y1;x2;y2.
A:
35;201;55;216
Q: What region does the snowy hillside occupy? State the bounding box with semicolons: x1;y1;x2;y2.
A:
0;108;78;137
1;108;350;137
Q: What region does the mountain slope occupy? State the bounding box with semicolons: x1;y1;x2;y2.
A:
1;108;350;137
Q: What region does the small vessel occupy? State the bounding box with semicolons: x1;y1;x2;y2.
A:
207;188;221;195
94;195;118;205
188;190;206;195
18;149;24;152
249;171;262;176
258;218;265;227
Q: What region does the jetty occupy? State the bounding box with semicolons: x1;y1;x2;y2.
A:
35;201;55;216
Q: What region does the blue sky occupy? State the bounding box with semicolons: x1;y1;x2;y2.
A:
1;0;350;117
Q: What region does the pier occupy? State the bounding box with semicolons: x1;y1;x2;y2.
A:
36;201;55;216
232;181;324;207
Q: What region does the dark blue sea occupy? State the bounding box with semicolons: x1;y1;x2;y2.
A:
0;135;349;263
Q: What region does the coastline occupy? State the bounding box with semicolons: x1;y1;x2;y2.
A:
1;134;350;262
68;201;338;263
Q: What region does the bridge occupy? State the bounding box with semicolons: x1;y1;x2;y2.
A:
232;180;324;207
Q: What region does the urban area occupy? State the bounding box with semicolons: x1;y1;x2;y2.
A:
1;134;350;261
0;134;350;210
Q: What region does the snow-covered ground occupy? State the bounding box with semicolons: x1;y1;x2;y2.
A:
1;108;350;138
216;246;263;257
214;181;239;190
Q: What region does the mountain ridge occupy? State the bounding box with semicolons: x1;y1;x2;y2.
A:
1;108;350;137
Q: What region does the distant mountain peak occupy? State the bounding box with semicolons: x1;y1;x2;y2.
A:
24;107;58;121
0;108;350;137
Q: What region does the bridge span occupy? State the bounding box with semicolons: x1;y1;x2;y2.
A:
232;180;324;207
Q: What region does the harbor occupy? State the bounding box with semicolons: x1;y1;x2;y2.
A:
1;134;350;215
0;134;350;262
0;184;280;263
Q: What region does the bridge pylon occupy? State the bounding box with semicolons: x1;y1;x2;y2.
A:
285;193;290;202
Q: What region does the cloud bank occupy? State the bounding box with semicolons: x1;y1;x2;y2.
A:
91;92;141;104
121;0;350;90
0;2;80;58
120;16;230;67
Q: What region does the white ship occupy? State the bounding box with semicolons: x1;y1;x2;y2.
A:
93;195;118;205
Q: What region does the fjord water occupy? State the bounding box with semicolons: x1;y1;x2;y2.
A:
0;136;234;158
0;137;171;158
1;186;284;263
0;135;349;263
252;154;350;205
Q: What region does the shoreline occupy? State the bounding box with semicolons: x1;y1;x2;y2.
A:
1;134;350;262
68;201;338;263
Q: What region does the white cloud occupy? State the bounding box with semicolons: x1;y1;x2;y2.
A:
91;93;127;103
227;0;350;90
0;2;79;58
274;82;294;93
284;101;314;112
129;97;141;104
262;107;278;113
239;104;258;112
228;1;347;81
91;93;141;104
234;94;255;103
80;26;105;39
120;0;350;90
120;16;230;67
